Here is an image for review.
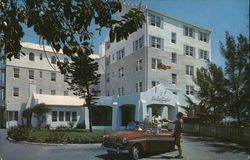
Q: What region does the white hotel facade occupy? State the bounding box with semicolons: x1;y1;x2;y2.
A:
0;4;211;130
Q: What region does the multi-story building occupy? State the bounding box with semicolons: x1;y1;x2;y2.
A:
95;4;211;129
99;4;211;100
4;43;85;128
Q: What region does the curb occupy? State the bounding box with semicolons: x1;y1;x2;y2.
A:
7;137;101;146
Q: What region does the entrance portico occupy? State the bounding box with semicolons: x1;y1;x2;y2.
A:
92;84;181;130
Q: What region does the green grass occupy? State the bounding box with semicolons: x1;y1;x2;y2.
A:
27;129;116;144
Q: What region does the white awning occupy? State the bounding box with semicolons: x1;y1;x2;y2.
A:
33;93;85;107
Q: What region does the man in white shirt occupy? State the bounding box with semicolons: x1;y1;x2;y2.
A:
152;110;162;133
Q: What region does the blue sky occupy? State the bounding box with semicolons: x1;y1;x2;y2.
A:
21;0;249;68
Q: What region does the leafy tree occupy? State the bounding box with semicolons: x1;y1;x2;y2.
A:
185;32;249;125
220;32;249;123
32;103;50;128
22;108;33;127
67;54;100;132
185;63;228;123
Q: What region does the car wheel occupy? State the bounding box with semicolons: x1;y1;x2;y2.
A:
130;145;141;160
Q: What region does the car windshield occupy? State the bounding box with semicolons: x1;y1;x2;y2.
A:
126;122;145;131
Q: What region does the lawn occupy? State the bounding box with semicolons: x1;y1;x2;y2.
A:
27;129;116;144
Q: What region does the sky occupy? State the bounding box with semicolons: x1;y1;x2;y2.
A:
21;0;249;68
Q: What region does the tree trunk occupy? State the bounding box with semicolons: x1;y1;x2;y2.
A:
89;105;93;132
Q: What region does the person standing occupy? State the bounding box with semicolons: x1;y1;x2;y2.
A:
164;112;184;159
152;110;162;133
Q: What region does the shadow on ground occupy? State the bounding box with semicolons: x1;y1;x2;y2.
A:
184;133;250;154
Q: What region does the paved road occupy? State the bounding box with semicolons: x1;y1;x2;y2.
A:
0;129;249;160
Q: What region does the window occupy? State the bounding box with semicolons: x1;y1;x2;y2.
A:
72;112;77;121
184;45;195;57
133;36;144;51
149;13;161;27
51;72;56;81
13;68;19;78
186;65;194;75
139;82;143;92
112;54;115;61
116;48;125;60
112;89;115;95
7;111;18;121
52;111;57;122
121;87;124;96
136;59;143;71
106;73;110;82
171;32;176;43
29;52;35;61
39;89;42;94
51;90;56;95
39;71;42;78
13;87;19;97
118;88;121;96
199;31;209;42
172;74;177;84
184;26;195;38
150;36;162;49
59;111;64;121
118;67;124;78
51;56;56;64
199;49;209;60
29;70;34;79
151;58;162;69
186;85;194;95
66;112;70;121
64;91;68;96
151;81;159;88
40;54;43;60
171;52;177;63
136;81;143;92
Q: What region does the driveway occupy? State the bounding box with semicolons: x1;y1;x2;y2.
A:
0;129;249;160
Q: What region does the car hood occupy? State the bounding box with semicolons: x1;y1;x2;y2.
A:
106;130;145;140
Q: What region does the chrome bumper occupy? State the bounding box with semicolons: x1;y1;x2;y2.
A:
102;145;129;154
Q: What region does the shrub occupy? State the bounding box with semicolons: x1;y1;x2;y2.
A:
7;126;31;141
45;130;65;143
68;121;75;129
76;121;86;129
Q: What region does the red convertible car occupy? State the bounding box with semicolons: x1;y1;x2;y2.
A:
102;121;175;160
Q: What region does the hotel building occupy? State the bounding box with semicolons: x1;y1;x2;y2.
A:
0;4;211;130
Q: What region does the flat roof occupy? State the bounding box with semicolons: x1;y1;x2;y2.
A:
33;93;85;107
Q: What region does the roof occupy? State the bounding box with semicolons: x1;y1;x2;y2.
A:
33;93;85;107
21;42;63;54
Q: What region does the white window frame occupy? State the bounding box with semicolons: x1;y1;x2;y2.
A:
51;56;56;64
171;52;177;63
186;65;194;75
151;36;162;49
52;111;57;122
186;85;194;95
199;31;209;42
29;52;35;61
149;13;161;27
199;49;209;60
172;74;177;84
13;87;19;97
13;68;19;78
151;58;162;70
184;26;195;38
171;32;176;43
29;70;34;79
51;72;56;81
184;45;195;57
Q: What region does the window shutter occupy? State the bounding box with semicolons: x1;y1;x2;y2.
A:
160;17;164;29
161;38;164;50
